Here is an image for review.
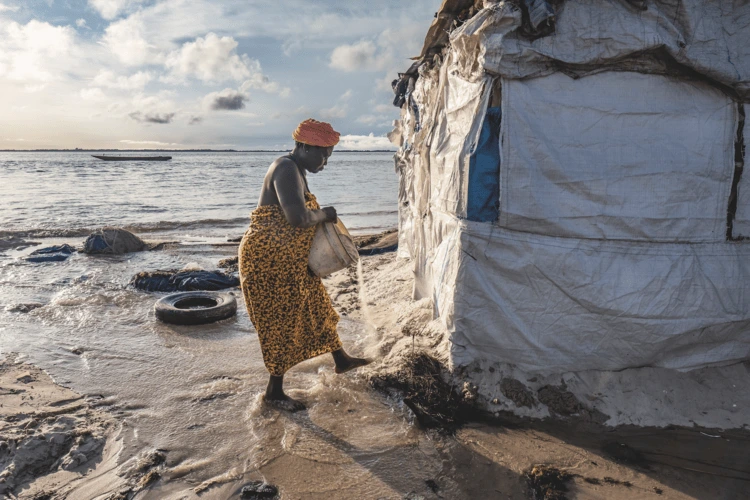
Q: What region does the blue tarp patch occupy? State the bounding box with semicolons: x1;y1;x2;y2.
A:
467;106;501;222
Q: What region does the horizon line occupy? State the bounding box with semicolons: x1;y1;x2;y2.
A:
0;148;397;153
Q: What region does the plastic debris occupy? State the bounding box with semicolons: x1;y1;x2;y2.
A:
25;244;76;263
131;270;239;292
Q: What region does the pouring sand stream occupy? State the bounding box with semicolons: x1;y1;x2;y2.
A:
356;258;380;359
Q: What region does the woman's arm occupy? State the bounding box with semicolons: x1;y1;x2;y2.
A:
273;160;336;228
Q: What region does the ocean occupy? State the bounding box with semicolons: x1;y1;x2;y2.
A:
0;151;399;240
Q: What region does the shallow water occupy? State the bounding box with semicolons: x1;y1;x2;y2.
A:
0;151;415;494
0;238;422;494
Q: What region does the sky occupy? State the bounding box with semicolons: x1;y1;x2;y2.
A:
0;0;439;150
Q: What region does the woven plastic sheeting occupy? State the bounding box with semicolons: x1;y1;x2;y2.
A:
391;0;750;373
446;222;750;373
499;71;736;242
83;228;149;255
479;0;750;101
428;54;493;218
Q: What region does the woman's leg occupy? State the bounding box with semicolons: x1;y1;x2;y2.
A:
264;374;305;411
332;348;372;374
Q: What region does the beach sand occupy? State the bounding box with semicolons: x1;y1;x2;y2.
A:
2;232;749;499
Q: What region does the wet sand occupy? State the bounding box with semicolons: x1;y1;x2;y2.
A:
2;233;749;499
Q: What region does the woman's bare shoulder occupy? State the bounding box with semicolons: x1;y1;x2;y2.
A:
260;157;300;206
269;156;302;182
268;155;297;176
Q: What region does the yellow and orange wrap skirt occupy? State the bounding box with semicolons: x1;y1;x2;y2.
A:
238;192;342;376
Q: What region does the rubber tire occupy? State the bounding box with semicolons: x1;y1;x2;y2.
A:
154;291;237;325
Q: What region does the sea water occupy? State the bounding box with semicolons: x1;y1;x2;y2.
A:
0;151;398;240
0;151;429;496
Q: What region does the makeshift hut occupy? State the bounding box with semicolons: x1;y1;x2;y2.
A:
390;0;750;373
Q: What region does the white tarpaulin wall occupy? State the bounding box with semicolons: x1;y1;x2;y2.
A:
445;222;750;372
479;0;750;100
394;0;750;373
500;72;736;242
435;72;750;372
429;59;492;218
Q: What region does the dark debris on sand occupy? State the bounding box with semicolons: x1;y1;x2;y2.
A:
7;303;44;313
525;465;573;500
370;353;474;432
537;384;608;423
108;449;168;500
352;229;396;249
354;229;398;256
501;377;536;408
240;480;279;499
130;269;239;292
25;244;76;263
218;256;239;273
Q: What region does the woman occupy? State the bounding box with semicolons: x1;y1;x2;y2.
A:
239;119;370;411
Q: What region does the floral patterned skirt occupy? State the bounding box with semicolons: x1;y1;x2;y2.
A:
238;193;341;376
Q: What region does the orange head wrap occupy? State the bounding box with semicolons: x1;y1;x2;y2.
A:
292;118;340;148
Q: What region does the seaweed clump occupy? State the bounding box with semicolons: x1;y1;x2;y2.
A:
525;465;573;500
370;353;472;432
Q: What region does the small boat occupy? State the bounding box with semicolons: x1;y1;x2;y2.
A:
92;155;172;161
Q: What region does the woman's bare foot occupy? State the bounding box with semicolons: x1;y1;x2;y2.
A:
263;392;306;412
264;375;305;412
332;348;373;374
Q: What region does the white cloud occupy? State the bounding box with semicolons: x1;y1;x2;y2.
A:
81;88;107;101
159;33;289;98
164;33;254;84
373;103;393;114
329;40;390;72
119;139;179;146
271;106;312;120
89;0;143;20
0;0;439;149
337;133;395;150
110;92;178;124
0;3;19;12
319;90;354;120
239;71;290;97
319;105;347;120
93;70;152;90
24;84;47;93
0;20;78;83
102;14;163;66
356;103;398;126
356;115;381;125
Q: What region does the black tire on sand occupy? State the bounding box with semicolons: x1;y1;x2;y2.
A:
154;291;237;325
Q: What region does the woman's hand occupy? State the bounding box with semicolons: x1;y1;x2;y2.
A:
322;206;337;223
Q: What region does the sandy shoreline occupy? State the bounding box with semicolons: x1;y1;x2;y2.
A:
2;231;749;499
